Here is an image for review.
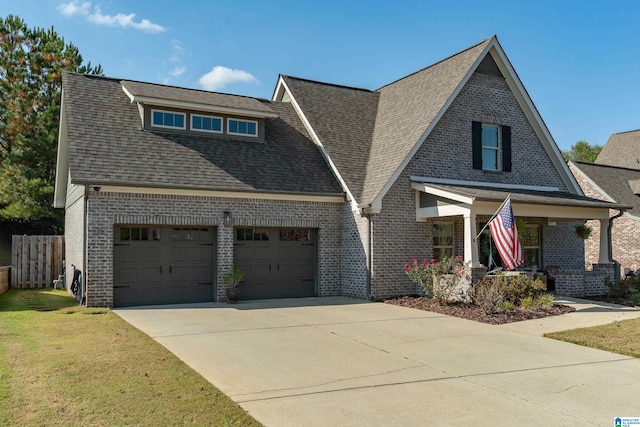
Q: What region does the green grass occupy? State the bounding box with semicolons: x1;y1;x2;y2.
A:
0;289;262;426
545;317;640;358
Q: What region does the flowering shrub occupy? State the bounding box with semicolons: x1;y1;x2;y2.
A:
404;256;469;303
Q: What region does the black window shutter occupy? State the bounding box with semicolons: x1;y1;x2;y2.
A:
472;121;482;170
502;125;512;172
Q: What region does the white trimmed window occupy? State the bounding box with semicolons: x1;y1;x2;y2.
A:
481;124;499;171
228;118;258;137
191;114;223;133
151;109;186;129
521;225;541;268
433;223;454;260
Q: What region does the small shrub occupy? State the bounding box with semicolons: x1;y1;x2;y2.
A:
404;256;469;304
472;276;506;315
519;296;537;309
630;293;640;306
499;301;515;311
505;275;546;305
605;277;631;298
535;293;555;308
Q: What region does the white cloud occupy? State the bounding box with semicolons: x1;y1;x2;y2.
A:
58;1;90;16
198;66;259;91
169;66;186;77
169;39;185;63
57;1;166;33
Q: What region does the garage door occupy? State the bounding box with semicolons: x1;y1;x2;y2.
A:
114;226;216;307
234;228;316;300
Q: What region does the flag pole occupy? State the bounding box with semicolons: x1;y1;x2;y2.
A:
474;195;511;241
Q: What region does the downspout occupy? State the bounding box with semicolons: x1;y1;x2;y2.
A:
608;209;625;283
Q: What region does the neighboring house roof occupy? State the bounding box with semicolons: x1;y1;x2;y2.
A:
596;129;640;170
571;161;640;217
57;73;342;198
276;36;580;208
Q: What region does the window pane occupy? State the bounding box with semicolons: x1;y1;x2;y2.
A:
203;117;211;130
482;125;498;147
175;114;184;128
229;120;238;133
239;121;247;134
141;228;149;241
152;111;162;126
193;116;202;129
212;118;222;132
433;223;453;246
522;226;540;246
523;248;540;268
247;122;257;135
482;148;498;170
119;228;130;241
152;228;161;240
131;228;141;240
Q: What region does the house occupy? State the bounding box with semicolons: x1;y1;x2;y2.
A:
54;36;627;307
570;132;640;278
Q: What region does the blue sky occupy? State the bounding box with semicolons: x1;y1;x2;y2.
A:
6;0;640;150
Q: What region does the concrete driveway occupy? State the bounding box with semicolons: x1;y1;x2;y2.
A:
115;297;640;426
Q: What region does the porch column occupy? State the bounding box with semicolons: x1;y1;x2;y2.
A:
598;218;612;264
464;210;480;267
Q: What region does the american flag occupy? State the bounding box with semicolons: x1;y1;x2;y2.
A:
488;198;523;270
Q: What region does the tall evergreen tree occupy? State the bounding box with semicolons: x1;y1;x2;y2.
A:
0;15;102;233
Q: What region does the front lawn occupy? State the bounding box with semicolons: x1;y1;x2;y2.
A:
0;289;262;426
545;318;640;358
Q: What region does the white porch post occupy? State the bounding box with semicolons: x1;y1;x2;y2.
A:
598;218;612;264
464;210;480;267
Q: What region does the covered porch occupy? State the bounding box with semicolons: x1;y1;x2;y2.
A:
411;178;629;296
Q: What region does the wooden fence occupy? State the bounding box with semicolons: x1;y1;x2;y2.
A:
11;235;65;289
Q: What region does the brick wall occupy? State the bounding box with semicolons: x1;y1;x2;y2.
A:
370;72;575;299
555;263;613;297
0;266;9;295
571;164;640;276
340;205;370;299
84;191;343;307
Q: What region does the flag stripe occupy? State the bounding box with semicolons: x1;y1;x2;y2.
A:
488;198;523;270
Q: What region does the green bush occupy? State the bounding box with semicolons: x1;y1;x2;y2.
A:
630;293;640;306
605;277;631;298
499;301;515;311
535;293;555;308
519;296;537;309
504;275;546;305
472;276;506;315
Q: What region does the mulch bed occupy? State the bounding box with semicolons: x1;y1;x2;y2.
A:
384;296;576;325
581;295;638;308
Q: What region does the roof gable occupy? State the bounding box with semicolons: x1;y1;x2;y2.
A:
596;129;640;170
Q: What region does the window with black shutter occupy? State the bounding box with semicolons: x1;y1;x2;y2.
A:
472;121;511;172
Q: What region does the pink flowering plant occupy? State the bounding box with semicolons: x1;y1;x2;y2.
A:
404;255;469;303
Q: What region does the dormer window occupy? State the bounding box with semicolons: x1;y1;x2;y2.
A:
228;118;258;137
191;114;223;133
152;109;186;129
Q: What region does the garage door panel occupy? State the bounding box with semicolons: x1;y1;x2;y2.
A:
234;228;317;300
114;226;216;307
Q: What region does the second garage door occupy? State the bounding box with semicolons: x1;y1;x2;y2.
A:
233;227;317;300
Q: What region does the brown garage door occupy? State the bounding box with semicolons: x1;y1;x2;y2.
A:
233;228;316;300
114;226;216;307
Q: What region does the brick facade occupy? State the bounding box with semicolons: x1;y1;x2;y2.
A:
81;191;342;307
368;72;583;299
64;192;85;294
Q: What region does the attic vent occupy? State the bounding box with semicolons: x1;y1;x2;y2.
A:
476;54;504;78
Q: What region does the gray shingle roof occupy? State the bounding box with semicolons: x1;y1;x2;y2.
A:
596;129;640;170
121;80;276;116
280;76;379;201
62;73;342;196
283;38;491;205
573;161;640;216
